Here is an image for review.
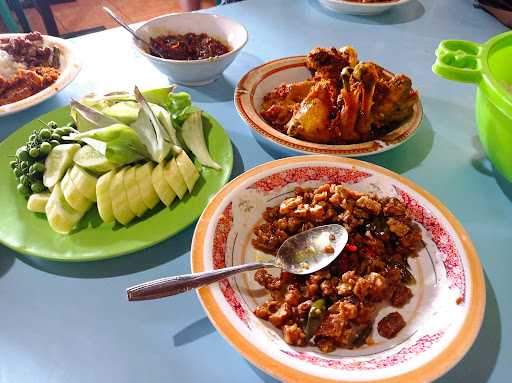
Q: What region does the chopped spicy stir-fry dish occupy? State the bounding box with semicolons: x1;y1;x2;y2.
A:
150;32;230;60
260;46;418;144
251;183;423;352
0;32;60;107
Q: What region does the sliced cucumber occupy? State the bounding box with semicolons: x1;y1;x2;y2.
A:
163;158;187;199
124;165;147;217
110;167;136;225
61;170;93;213
73;145;117;174
27;192;51;213
135;162;160;210
69;165;98;201
43;144;81;189
152;162;176;206
175;151;200;193
96;169;116;223
46;182;85;234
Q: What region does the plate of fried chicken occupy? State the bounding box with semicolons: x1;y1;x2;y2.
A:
0;32;81;117
235;46;422;156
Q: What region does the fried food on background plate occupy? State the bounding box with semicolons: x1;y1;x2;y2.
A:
0;66;60;106
260;46;418;144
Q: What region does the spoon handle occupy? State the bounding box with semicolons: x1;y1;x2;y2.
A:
103;7;153;51
126;262;276;301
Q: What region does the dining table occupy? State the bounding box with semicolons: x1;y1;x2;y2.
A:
0;0;510;382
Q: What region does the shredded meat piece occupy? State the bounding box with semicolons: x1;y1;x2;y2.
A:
378;312;406;338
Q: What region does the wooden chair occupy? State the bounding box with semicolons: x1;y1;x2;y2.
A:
0;0;19;32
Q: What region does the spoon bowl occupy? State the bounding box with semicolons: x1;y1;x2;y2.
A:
126;224;347;301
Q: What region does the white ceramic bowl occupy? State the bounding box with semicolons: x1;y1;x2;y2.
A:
0;33;81;117
192;155;485;383
134;13;248;86
318;0;412;15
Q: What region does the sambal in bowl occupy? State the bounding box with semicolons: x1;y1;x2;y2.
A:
134;12;248;86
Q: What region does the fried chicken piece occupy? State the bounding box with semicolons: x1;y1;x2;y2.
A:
331;62;379;143
0;66;59;106
371;68;418;129
260;80;315;128
306;46;358;90
285;80;335;143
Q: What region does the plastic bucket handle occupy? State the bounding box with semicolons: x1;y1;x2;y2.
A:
432;40;483;83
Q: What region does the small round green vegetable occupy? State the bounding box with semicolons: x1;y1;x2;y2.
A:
20;161;29;171
51;133;61;141
50;140;60;147
19;175;30;187
29;133;37;142
40;141;52;155
39;128;51;139
16;148;29;161
17;183;30;196
31;182;45;193
32;162;45;173
9;160;17;169
47;121;58;130
29;147;40;158
14;168;23;178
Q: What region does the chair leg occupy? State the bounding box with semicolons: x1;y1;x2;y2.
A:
33;0;59;36
7;0;31;32
0;0;19;32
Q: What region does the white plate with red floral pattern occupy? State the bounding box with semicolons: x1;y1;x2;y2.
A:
235;56;423;158
191;155;484;383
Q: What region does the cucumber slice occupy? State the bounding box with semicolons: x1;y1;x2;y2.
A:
61;170;93;213
96;169;116;223
43;144;81;189
27;192;51;213
163;158;187;199
45;183;85;234
110;167;136;225
175;151;200;193
124;165;147;217
135;162;160;210
73;145;117;174
69;165;98;201
151;162;176;206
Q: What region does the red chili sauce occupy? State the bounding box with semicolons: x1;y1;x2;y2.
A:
149;32;230;60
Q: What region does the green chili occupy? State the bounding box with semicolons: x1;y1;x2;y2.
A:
305;298;327;341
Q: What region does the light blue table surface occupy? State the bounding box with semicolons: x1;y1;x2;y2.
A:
0;0;510;382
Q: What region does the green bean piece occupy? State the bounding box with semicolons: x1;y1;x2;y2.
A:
305;298;327;341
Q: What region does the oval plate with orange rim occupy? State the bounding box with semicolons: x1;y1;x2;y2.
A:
191;155;485;383
235;56;423;157
0;33;81;117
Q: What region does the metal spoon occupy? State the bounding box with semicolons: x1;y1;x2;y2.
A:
126;224;348;301
102;7;165;58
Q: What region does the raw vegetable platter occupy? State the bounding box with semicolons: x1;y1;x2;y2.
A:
0;90;232;261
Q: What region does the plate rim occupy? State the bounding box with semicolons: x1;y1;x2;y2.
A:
234;55;423;157
191;155;485;383
0;107;233;262
0;33;82;117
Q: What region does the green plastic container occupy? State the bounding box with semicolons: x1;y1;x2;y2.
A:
433;31;512;182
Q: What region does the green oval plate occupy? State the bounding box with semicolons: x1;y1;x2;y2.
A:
0;107;233;262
